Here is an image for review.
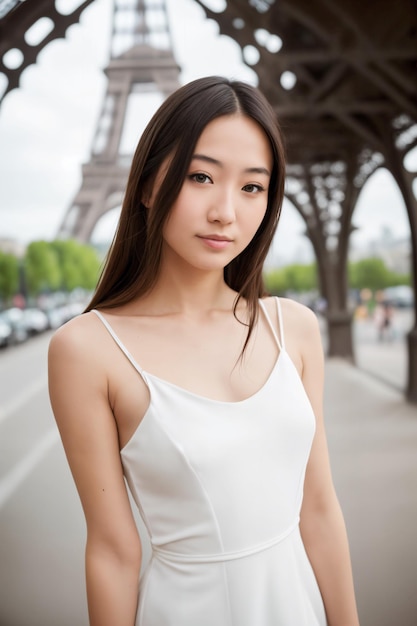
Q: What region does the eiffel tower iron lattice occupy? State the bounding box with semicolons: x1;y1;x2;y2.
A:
58;0;180;242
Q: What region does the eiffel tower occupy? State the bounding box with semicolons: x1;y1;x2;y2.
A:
58;0;180;242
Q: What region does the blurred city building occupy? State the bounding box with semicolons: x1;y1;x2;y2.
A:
0;236;25;258
350;230;412;276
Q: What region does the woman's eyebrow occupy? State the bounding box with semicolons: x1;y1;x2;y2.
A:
191;153;270;177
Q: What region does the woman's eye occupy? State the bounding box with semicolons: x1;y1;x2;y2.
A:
242;183;264;194
190;173;212;184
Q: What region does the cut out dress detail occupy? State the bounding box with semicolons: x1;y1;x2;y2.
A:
92;298;327;625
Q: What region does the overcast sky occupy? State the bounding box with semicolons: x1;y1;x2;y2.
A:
0;0;412;265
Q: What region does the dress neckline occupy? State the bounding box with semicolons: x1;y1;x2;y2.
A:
120;349;288;455
91;296;285;410
141;347;286;406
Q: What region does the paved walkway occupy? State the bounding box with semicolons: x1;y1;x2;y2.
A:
353;309;412;392
324;356;417;626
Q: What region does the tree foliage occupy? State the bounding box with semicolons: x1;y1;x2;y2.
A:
264;257;411;296
264;263;318;294
25;241;61;295
348;257;411;291
0;251;19;303
23;239;101;296
51;240;101;292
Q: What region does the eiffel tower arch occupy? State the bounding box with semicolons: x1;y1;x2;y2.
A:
58;0;180;243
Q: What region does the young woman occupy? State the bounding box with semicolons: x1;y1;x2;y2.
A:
48;76;359;626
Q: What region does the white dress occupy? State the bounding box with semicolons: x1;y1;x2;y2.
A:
92;298;327;625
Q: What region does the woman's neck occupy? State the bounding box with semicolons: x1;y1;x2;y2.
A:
135;266;239;316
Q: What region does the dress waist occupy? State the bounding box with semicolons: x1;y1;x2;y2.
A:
151;518;299;564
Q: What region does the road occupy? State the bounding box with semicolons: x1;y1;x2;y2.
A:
0;316;416;626
0;332;89;626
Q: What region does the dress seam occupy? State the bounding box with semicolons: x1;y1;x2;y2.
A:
145;406;235;624
145;398;228;555
152;520;300;563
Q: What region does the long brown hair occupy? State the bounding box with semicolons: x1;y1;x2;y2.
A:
86;76;286;347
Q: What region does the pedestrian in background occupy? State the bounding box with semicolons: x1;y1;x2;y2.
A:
375;300;394;341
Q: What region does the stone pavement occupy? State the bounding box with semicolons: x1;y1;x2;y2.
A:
323;356;417;626
353;309;412;392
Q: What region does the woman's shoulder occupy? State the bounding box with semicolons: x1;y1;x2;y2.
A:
262;295;319;333
48;310;103;361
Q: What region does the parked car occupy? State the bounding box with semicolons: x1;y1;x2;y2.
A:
21;308;49;335
0;308;28;344
0;313;12;347
45;306;66;330
383;285;414;308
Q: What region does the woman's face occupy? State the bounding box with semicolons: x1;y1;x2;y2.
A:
158;113;273;275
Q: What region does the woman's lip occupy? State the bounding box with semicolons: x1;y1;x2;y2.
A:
197;235;233;249
198;234;232;241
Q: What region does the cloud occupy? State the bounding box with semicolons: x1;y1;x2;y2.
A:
351;168;409;246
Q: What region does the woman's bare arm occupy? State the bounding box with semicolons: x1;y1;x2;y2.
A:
48;315;142;626
288;302;360;626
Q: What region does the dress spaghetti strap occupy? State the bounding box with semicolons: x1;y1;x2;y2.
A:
91;309;149;385
258;297;285;351
275;297;286;350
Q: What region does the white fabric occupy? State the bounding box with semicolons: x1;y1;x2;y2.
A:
92;299;327;625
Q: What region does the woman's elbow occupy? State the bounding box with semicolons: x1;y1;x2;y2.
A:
86;529;142;571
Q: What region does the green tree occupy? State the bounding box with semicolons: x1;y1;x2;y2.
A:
349;258;392;291
51;240;101;291
76;243;102;290
284;263;317;292
24;241;61;296
264;268;287;294
264;263;317;294
386;269;411;287
0;251;19;304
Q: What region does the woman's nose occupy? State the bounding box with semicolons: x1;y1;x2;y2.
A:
208;189;236;224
